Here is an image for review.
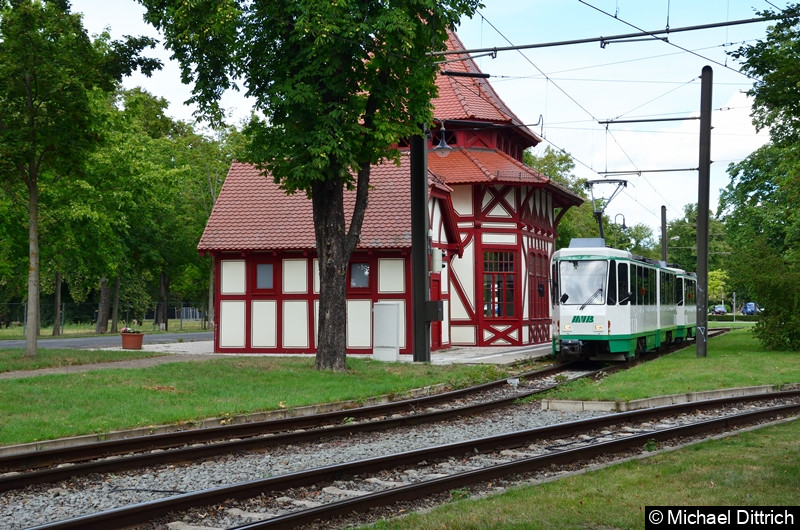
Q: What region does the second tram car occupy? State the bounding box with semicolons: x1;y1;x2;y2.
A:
551;239;697;361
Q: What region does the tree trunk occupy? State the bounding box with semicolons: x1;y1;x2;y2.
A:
157;272;169;331
312;178;349;372
311;165;370;372
110;274;121;333
95;277;110;334
25;180;39;357
52;272;62;336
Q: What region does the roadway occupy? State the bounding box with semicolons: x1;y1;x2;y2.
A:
0;332;213;350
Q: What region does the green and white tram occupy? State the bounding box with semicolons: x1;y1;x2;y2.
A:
551;239;697;361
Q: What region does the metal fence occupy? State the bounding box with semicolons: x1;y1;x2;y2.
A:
0;302;210;335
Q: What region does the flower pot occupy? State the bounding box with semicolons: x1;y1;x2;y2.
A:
121;333;144;350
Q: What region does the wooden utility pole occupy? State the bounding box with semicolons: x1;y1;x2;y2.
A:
696;66;713;358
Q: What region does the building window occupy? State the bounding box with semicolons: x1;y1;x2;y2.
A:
483;251;515;317
528;251;548;318
253;262;275;292
349;262;370;289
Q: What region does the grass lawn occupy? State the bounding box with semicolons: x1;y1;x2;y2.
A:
1;326;797;528
0;356;507;445
364;418;800;529
546;328;800;402
0;348;167;373
361;327;800;529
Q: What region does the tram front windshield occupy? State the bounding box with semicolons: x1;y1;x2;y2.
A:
558;260;606;306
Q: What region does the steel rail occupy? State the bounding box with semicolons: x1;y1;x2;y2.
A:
7;330;724;473
0;362;569;473
233;404;800;530
1;332;727;491
28;392;800;530
0;364;588;492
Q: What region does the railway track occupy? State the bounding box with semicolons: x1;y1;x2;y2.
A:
3;331;733;528
0;362;597;492
2;330;724;480
26;390;800;530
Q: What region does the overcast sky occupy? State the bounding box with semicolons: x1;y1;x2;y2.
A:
71;0;783;236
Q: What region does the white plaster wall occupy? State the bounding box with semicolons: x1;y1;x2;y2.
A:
522;236;530;320
450;241;475;311
488;202;512;217
313;259;320;294
220;260;246;294
283;300;309;348
430;200;443;244
283;259;308;293
251;300;277;348
451;325;476;345
450;290;469;320
347;299;372;348
482;233;517;245
219;300;246;347
442;300;450;344
378;259;405;293
313;300;319;344
451;185;473;216
504;188;515;210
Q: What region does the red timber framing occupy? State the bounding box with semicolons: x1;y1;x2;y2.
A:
213;250;417;355
198;30;584;356
447;182;555;347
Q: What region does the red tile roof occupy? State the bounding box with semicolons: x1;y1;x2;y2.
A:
199;156;434;252
428;147;582;207
198;32;582;253
433;31;541;147
428;146;547;185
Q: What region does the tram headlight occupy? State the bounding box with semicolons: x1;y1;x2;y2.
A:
594;324;603;331
563;324;572;331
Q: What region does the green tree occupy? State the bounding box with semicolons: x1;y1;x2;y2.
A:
0;0;159;356
523;146;595;248
707;269;730;307
721;144;800;349
721;3;800;349
730;5;800;147
139;0;482;371
626;224;658;258
666;204;730;273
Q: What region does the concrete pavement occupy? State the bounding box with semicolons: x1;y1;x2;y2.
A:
100;338;553;365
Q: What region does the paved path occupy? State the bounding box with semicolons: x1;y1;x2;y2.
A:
0;332;213;350
0;335;552;380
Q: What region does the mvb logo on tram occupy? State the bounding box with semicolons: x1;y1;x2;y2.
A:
571;316;595;323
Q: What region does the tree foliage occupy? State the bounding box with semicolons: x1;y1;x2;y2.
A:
139;0;482;370
0;0;159;355
524;146;593;248
731;5;800;146
722;4;800;350
666;204;730;274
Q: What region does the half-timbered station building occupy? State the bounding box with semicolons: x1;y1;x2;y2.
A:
197;32;583;355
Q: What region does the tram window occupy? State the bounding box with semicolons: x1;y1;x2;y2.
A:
618;262;630;304
634;266;644;305
687;279;697;306
607;260;617;305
